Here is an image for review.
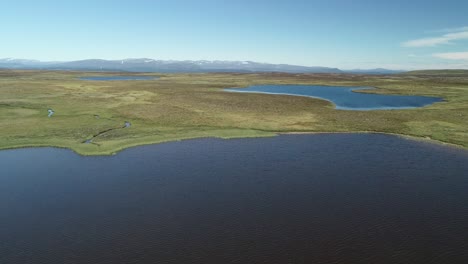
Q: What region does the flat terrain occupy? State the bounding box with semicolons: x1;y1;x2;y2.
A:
1;70;467;155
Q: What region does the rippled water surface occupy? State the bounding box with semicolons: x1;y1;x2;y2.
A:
225;85;443;110
1;134;468;263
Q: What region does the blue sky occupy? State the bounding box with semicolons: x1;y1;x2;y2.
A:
1;0;467;69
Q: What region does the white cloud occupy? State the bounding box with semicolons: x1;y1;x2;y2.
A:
402;28;468;47
433;52;468;60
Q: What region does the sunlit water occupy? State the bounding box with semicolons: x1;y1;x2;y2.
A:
225;85;443;110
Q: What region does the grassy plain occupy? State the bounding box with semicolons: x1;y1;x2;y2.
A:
0;70;467;155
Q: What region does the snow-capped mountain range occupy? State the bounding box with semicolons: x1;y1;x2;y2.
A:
0;58;402;74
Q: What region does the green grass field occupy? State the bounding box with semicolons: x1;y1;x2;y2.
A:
1;70;467;155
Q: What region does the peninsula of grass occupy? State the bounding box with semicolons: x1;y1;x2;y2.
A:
1;70;467;155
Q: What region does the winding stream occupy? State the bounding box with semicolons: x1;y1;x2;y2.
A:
83;121;131;144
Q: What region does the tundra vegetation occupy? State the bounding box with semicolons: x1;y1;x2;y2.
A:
1;70;467;155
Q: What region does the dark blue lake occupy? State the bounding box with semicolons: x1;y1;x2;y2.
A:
80;76;157;81
225;85;443;110
1;134;468;264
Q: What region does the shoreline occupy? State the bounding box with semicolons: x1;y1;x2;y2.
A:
279;131;468;151
1;130;466;156
2;71;467;157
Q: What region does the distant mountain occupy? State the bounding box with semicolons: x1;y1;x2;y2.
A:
344;68;405;74
0;58;42;68
0;58;343;73
0;58;63;70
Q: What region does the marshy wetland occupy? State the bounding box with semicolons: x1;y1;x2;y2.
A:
79;76;157;81
1;70;467;155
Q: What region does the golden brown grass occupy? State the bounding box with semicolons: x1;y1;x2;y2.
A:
1;70;467;155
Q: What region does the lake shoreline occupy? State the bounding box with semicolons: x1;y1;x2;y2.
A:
3;132;468;263
1;130;466;156
2;71;467;156
279;131;468;151
225;84;443;110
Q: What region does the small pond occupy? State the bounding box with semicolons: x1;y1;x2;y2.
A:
225;85;443;110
